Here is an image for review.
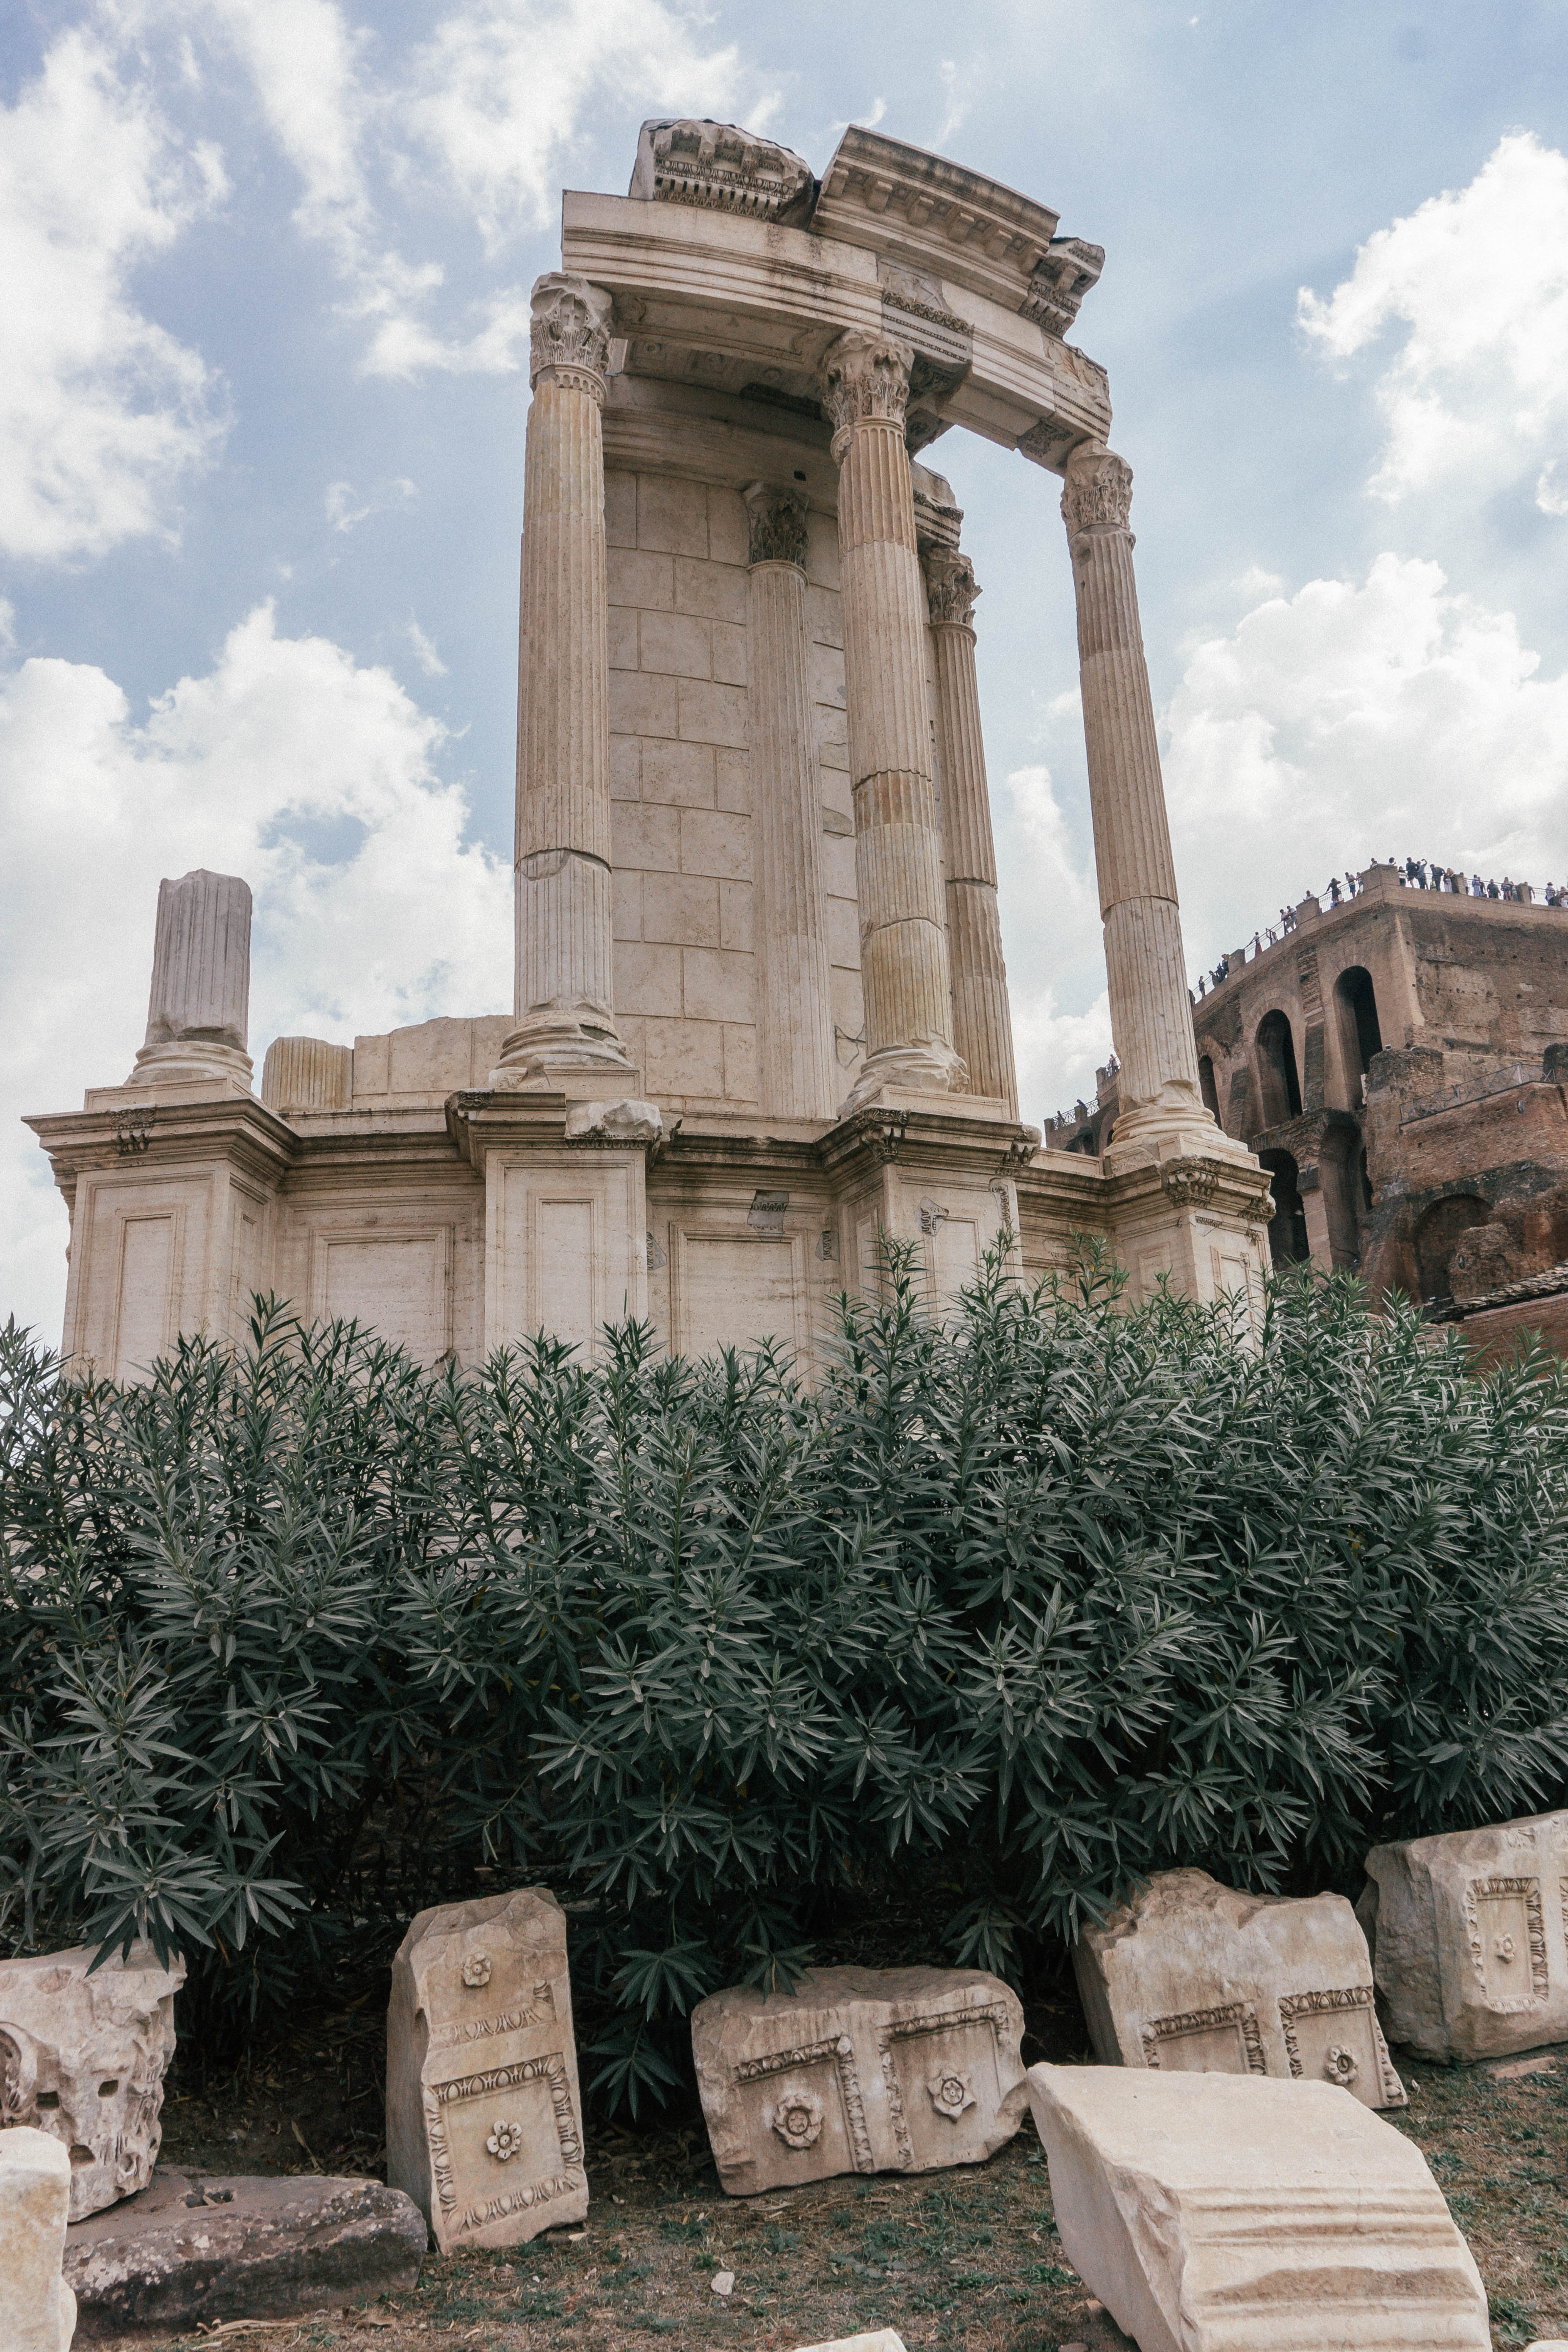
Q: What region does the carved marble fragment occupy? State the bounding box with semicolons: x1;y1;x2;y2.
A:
691;1965;1025;2194
1074;1867;1405;2108
386;1889;586;2253
0;2128;77;2352
1025;2063;1488;2352
1359;1808;1568;2061
0;1942;185;2220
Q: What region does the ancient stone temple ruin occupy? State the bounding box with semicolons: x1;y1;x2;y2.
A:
27;120;1272;1379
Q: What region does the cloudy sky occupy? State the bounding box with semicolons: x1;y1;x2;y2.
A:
4;0;1568;1339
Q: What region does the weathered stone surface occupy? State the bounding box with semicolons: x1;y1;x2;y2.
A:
1074;1866;1405;2109
691;1965;1025;2196
2;2127;76;2352
63;2168;425;2337
387;1889;586;2253
563;1098;663;1143
792;2334;907;2352
0;1942;185;2220
1025;2062;1489;2352
1360;1808;1568;2061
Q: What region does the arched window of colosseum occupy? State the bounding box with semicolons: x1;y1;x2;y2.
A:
1255;1010;1302;1127
1335;966;1384;1090
1258;1148;1310;1266
1198;1054;1220;1122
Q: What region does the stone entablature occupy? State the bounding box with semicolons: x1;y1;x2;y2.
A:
27;118;1272;1377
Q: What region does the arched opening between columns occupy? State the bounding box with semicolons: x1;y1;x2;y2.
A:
1335;965;1383;1098
1198;1053;1221;1123
1257;1148;1310;1267
1255;1011;1302;1129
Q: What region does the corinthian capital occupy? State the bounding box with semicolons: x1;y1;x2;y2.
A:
1061;443;1134;538
818;330;913;458
529;272;613;396
743;481;809;569
923;547;981;629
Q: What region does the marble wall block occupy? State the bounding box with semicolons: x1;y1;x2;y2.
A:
0;1943;185;2220
691;1965;1025;2195
1360;1809;1568;2061
386;1889;586;2252
0;2128;77;2352
1074;1867;1405;2108
1025;2063;1488;2352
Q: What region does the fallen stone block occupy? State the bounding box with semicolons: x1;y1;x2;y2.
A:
791;2335;907;2352
63;2167;425;2337
1025;2061;1488;2352
1074;1866;1405;2107
386;1886;586;2253
691;1964;1025;2195
1360;1808;1568;2061
0;1941;185;2220
2;2127;77;2352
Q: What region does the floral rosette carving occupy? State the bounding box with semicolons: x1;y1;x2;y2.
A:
1321;2045;1359;2088
486;2116;526;2162
926;2064;975;2122
462;1951;493;1989
767;2082;825;2151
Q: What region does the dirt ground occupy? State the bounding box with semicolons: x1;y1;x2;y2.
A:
129;1993;1568;2352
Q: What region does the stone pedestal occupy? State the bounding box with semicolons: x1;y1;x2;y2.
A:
923;549;1017;1115
820;333;964;1114
691;1964;1024;2194
0;1943;185;2219
0;2129;76;2352
1025;2063;1488;2352
495;275;632;1085
127;869;252;1091
387;1888;586;2252
745;483;836;1120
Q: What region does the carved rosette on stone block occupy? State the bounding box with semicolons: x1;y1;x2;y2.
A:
1;2127;77;2352
691;1965;1025;2195
1073;1868;1404;2110
0;1941;186;2219
1025;2065;1489;2352
387;1889;586;2252
1359;1809;1568;2062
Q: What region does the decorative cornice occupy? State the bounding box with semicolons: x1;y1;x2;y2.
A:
529;272;613;397
818;331;913;461
743;481;809;570
629;119;815;224
1020;238;1105;338
1161;1156;1221;1210
924;547;981;630
1061;445;1133;538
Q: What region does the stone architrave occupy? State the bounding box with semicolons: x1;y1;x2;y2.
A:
690;1964;1024;2195
1025;2063;1489;2352
386;1889;586;2252
0;1942;185;2220
494;274;633;1086
1073;1867;1405;2109
1359;1809;1568;2062
127;870;253;1090
818;332;965;1114
0;2128;76;2352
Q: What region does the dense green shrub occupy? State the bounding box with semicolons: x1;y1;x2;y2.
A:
3;1250;1567;2107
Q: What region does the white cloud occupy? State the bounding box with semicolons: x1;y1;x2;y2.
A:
0;604;511;1338
1162;551;1568;964
0;26;228;561
405;617;449;676
1299;132;1568;506
324;475;415;530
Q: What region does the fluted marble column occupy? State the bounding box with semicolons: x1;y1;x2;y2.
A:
819;331;964;1113
744;483;836;1121
1063;444;1221;1157
495;272;631;1082
924;549;1018;1114
128;869;253;1088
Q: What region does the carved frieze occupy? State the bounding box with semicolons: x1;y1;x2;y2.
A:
742;482;809;570
528;272;612;398
629;119;815;224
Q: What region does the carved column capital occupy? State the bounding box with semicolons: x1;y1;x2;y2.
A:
1061;443;1134;540
743;481;809;570
924;547;981;630
818;330;913;461
529;272;613;399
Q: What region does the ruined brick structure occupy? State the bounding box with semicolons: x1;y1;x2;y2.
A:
1051;862;1568;1355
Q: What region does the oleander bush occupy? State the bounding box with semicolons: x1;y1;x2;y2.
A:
3;1246;1568;2109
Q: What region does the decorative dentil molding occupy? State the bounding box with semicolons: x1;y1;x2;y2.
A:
924;547;981;630
819;330;913;456
529;272;613;397
1061;445;1134;538
743;481;809;569
629;118;815;224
